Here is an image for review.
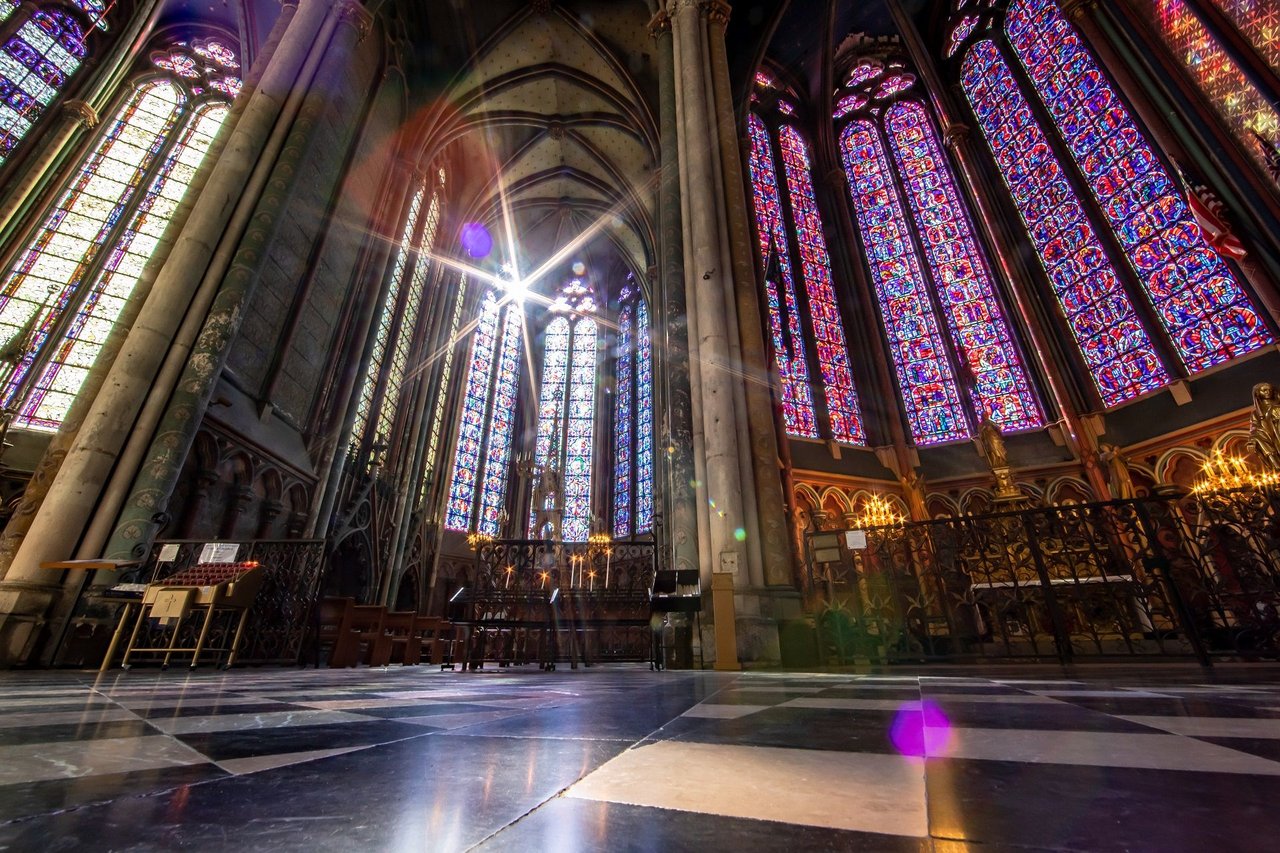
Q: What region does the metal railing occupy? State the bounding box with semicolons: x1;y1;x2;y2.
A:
805;488;1280;665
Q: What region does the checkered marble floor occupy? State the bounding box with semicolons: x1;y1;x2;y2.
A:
1;666;1280;850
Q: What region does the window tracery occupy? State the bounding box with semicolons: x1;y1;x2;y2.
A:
0;36;238;430
950;0;1271;407
835;56;1042;443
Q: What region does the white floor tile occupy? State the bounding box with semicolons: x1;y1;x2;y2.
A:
0;735;208;785
566;740;928;837
1118;715;1280;738
681;703;772;719
148;709;372;735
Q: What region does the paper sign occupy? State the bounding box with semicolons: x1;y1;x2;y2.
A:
198;543;240;564
158;544;180;562
845;530;868;550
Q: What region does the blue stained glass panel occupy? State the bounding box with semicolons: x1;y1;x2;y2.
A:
613;306;633;538
477;307;522;535
562;318;596;542
445;295;501;531
636;297;654;533
885;100;1042;432
962;40;1170;405
841;120;970;444
1007;0;1271;371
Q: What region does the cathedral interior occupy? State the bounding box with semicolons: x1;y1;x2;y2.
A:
2;0;1280;848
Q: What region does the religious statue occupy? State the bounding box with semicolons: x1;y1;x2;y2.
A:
531;463;563;541
977;416;1019;500
1249;382;1280;473
978;416;1008;471
1098;443;1136;501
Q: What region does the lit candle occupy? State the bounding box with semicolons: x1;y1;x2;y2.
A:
605;547;612;589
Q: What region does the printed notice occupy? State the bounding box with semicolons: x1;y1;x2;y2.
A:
157;544;180;562
198;543;240;564
845;530;868;550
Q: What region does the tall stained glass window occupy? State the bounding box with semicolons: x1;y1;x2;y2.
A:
612;284;654;538
0;38;237;429
835;58;1041;443
1144;0;1280;180
444;291;524;534
1;0;109;166
949;0;1271;407
745;82;866;446
528;278;599;542
1213;0;1280;72
746;114;817;438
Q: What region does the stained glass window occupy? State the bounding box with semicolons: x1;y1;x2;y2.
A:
884;101;1042;432
529;317;571;536
1;8;89;165
1006;0;1271;372
841;120;970;444
746;114;817;438
613;306;633;538
1148;0;1280;180
562;318;596;542
374;190;440;444
476;307;522;535
445;294;501;532
351;186;423;444
635;297;654;532
962;40;1171;405
777;126;867;444
611;293;655;537
423;274;466;495
0;43;237;430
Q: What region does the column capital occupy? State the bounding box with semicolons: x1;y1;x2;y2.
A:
669;0;729;27
1059;0;1098;22
942;120;970;149
334;0;373;40
61;99;98;129
647;10;671;39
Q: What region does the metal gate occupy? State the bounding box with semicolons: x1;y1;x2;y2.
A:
805;488;1280;665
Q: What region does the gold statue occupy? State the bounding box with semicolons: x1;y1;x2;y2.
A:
1098;443;1136;500
978;416;1008;471
1249;382;1280;472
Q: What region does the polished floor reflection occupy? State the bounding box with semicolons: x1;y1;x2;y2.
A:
2;666;1280;850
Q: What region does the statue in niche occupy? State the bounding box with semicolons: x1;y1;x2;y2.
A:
1098;443;1136;501
1249;383;1280;473
531;463;563;541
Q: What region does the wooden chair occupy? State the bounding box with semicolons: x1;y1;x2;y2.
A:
315;597;353;667
329;605;385;667
370;611;416;667
406;616;445;666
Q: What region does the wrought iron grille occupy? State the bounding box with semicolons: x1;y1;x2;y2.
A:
455;539;658;667
805;489;1280;665
120;538;326;665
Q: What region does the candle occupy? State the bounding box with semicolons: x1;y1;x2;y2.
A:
605;547;612;589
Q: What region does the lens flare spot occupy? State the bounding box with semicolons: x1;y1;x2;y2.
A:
460;222;493;258
890;700;953;758
734;527;747;541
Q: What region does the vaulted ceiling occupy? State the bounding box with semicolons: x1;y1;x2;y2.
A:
406;1;662;299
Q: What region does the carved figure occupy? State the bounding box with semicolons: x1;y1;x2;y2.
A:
1249;382;1280;472
1099;443;1136;501
978;416;1008;471
531;464;563;540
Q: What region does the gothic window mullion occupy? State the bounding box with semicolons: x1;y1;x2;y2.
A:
992;30;1191;383
770;125;835;441
874;108;982;436
7;92;187;414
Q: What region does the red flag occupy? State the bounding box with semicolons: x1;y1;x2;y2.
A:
1172;160;1248;261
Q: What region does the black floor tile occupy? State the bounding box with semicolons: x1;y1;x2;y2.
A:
925;757;1280;853
0;764;229;824
1050;695;1280;717
1193;735;1280;763
130;702;304;719
174;719;433;761
653;707;904;753
926;702;1164;733
0;718;154;747
474;796;929;852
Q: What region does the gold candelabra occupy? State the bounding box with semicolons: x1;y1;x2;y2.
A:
1192;448;1280;494
853;494;907;529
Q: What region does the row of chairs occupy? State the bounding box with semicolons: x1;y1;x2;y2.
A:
317;597;457;669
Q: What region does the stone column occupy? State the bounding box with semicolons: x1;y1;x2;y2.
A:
0;0;335;666
650;11;700;578
105;0;373;559
705;2;797;593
